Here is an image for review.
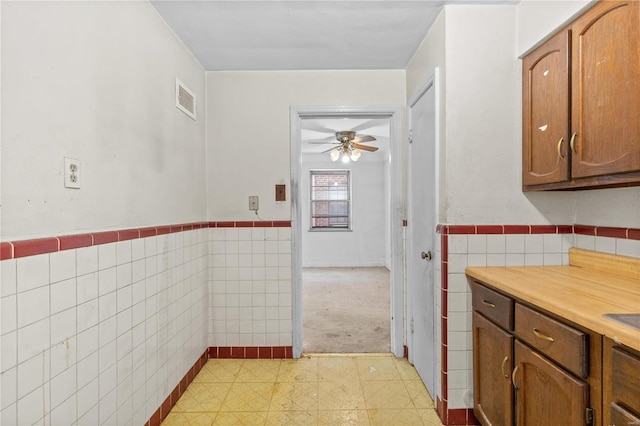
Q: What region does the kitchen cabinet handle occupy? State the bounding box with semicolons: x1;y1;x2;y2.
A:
557;137;565;160
570;132;577;152
482;300;496;308
501;356;509;378
511;365;519;390
533;328;555;342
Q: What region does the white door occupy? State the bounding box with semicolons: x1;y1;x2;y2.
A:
408;76;437;397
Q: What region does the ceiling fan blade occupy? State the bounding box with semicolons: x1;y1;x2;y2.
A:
307;140;339;144
352;135;376;144
353;143;378;152
302;122;338;134
321;146;340;153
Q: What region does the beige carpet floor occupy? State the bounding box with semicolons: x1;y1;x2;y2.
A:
302;267;391;353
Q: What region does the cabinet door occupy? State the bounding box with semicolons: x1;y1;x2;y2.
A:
522;30;570;187
571;0;640;178
514;341;588;426
473;312;514;426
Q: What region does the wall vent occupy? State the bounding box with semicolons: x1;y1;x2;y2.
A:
176;79;196;120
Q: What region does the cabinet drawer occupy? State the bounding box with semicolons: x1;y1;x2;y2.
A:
515;303;588;378
612;347;640;415
472;281;513;330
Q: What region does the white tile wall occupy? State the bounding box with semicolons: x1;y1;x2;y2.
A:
208;227;292;347
0;228;208;425
441;230;640;409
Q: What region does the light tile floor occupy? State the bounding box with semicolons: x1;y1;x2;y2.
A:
162;354;444;425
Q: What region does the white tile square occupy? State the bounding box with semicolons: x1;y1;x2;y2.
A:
51;278;76;315
98;386;117;424
77;272;99;304
50;308;76;346
98;292;117;322
51;333;77;379
99;316;117;348
447;254;468;274
131;239;145;262
144;237;157;258
486;235;506;254
543;234;563;253
525;253;544;266
505;234;525;254
562;234;574;252
616;238;640;257
77;300;99;334
448;235;467;254
98;244;116;271
50;249;77;284
1;259;17;297
77;325;99;362
18;317;50;363
99;342;117;374
524;234;544;253
575;234;595;250
1;367;17;410
77;352;99;390
543;253;563;266
224;228;239;241
1;295;17;335
17;351;49;399
50;392;76;425
76;246;98;276
117;309;132;336
467;235;486;254
505;253;525;266
16;254;49;293
116;263;132;289
50;365;76;409
117;286;133;313
448;292;467;312
1;403;17;425
595;236;616;254
467;253;487;267
98;267;116;297
116;241;132;265
77;399;99;426
17;383;48;426
132;260;145;284
1;332;17;372
17;286;49;328
487;253;506;266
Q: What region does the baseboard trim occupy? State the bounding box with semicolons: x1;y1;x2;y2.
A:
208;346;294;359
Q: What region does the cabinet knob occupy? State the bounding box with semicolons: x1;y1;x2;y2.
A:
421;251;432;261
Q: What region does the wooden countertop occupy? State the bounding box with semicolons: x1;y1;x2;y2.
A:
465;248;640;352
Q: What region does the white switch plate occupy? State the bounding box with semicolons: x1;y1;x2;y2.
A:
64;157;80;189
249;195;259;211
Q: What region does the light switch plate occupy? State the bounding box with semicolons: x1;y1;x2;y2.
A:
249;196;259;211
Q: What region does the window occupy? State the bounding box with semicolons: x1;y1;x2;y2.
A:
310;170;351;230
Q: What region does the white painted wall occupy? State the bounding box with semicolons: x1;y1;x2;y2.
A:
301;156;387;267
516;0;594;56
441;5;576;225
1;1;206;241
205;71;405;221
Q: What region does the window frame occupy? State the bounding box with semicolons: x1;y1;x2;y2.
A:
309;169;352;231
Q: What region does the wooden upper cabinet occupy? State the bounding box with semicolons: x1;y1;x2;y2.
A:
571;0;640;178
522;30;570;187
522;0;640;190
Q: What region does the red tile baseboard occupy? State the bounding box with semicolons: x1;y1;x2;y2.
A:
0;220;292;260
144;349;208;426
208;346;293;359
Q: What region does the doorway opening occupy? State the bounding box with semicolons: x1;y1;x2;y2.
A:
290;106;404;358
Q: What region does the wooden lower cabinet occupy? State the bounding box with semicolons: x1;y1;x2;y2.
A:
514;340;589;426
604;338;640;426
473;312;514;426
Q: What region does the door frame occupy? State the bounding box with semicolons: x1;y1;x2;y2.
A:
290;105;404;358
406;69;440;373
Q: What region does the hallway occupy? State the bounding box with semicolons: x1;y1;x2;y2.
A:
161;354;442;425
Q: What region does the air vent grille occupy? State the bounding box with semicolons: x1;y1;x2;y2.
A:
176;79;196;120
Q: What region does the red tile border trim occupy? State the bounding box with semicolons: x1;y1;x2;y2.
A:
144;349;208;426
208;346;293;359
437;224;576;235
1;220;293;260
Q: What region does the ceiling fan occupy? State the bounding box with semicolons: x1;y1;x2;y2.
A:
308;130;378;162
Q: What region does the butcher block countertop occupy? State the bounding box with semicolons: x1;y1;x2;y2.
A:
466;248;640;352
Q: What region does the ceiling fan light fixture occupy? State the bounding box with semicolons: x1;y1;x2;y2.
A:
341;152;351;163
350;149;361;162
330;148;340;161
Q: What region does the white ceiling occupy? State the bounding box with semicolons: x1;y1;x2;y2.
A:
150;1;446;71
